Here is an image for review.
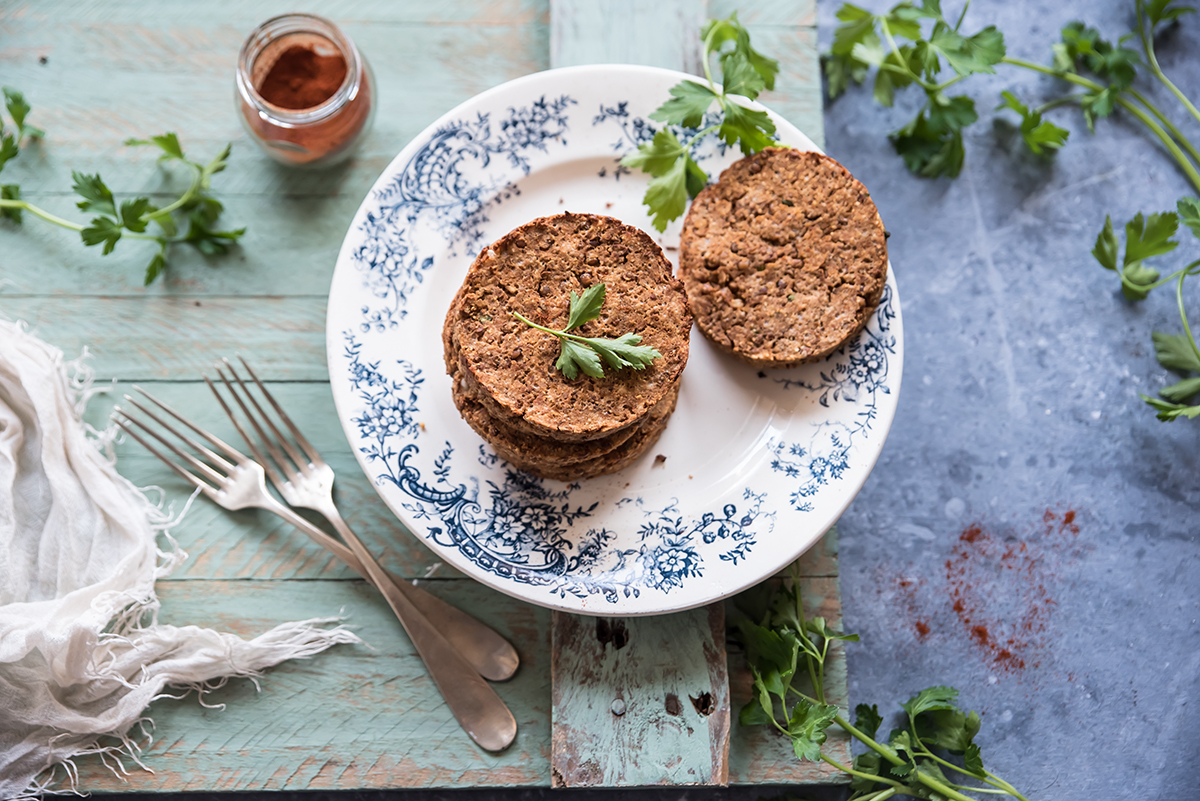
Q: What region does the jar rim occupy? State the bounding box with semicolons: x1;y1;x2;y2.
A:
236;13;362;124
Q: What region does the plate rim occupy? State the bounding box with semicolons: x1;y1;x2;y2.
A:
326;63;904;616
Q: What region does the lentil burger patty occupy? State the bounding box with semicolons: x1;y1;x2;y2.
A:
679;148;888;367
446;213;691;442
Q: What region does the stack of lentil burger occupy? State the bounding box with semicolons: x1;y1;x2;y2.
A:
443;213;693;481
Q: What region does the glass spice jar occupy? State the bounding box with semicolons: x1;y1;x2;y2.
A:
236;13;375;168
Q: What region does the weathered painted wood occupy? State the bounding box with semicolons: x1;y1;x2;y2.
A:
4;0;839;791
69;579;552;791
550;0;708;74
1;297;328;380
547;4;736;789
726;575;852;785
551;604;730;787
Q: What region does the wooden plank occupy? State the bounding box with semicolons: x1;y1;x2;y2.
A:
0;296;328;380
550;604;730;787
550;0;707;74
726;575;852;785
547;4;735;789
70;578;553;791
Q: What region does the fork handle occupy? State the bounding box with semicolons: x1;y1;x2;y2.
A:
263;501;518;751
318;503;520;683
262;500;519;681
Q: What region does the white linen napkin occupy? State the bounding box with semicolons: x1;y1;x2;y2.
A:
0;320;360;799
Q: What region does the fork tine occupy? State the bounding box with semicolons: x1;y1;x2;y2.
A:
114;406;229;485
122;394;236;475
221;360;310;474
112;411;217;494
238;356;323;466
205;374;288;490
133;385;246;465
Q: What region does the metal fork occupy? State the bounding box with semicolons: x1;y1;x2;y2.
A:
208;358;520;685
113;390;518;752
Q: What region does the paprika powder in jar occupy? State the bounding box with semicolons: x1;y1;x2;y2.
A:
236;14;374;167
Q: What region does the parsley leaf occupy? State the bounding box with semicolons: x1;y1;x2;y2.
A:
557;339;604;380
1;183;21;223
1144;0;1197;25
126;133;185;161
3;87;44;140
996;91;1070;154
1159;376;1200;402
787;699;838;762
1125;211;1179;264
890;110;966;178
1092;216;1119;271
0;133;18;172
565;283;605;329
120;197;154;233
1176;196;1200;239
72;171;118;218
855;703;884;740
1143;395;1200;420
626;13;779;229
1152;331;1200;372
649;81;720;128
915;707;981;752
719;100;776;155
702;12;780;98
901;685;960;718
81;216;123;255
513;282;663;379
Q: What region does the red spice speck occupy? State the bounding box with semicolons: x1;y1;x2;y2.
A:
915;621;931;637
960;525;984;543
971;625;990;645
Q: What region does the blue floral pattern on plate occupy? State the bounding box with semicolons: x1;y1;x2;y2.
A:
326;66;903;614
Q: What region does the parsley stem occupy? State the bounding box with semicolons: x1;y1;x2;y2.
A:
862;790;899;801
144;161;202;220
1174;269;1200;370
1033;95;1084;114
953;0;971;33
983;770;1031;801
1128;88;1200;168
511;310;608;348
999;56;1102;90
945;783;1013;795
819;754;904;789
1001;55;1200;190
1120;261;1200;295
1137;1;1200;130
932;74;965;93
833;714;907;766
791;577;826;703
916;748;1028;799
684;123;722;152
879;19;938;92
0;199;84;231
1114;95;1200;194
0;199;160;241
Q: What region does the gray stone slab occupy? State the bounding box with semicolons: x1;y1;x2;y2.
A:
818;0;1200;798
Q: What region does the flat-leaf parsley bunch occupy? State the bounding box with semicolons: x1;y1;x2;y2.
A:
0;90;245;285
621;14;781;231
734;572;1030;801
825;0;1200;421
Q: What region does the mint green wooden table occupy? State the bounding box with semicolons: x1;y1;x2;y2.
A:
1;0;847;791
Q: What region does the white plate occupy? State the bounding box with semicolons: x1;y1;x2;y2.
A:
327;65;903;616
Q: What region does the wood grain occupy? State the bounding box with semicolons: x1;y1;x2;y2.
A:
69;579;552;791
550;0;708;74
551;604;730;787
2;0;842;791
